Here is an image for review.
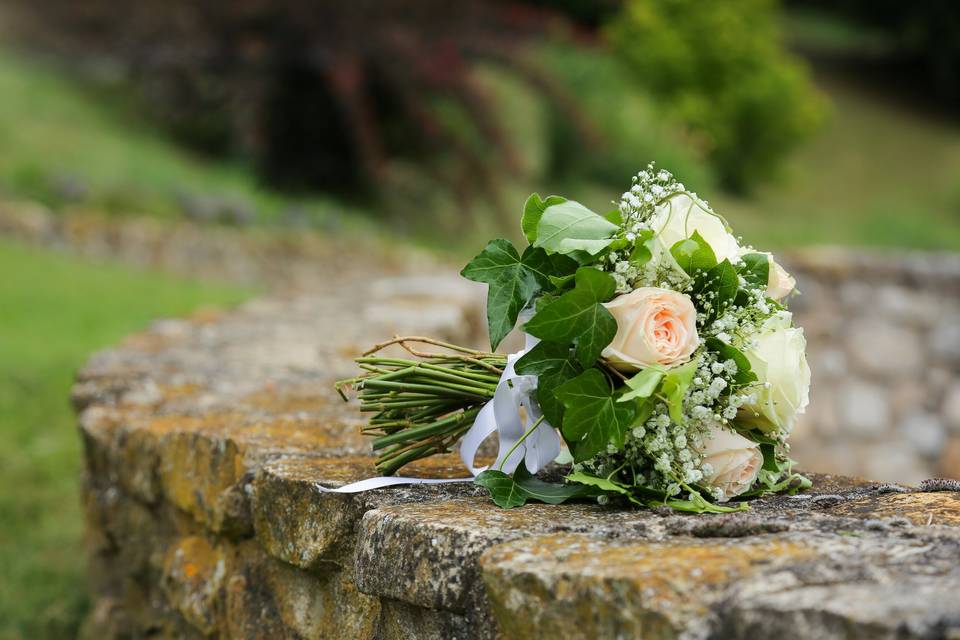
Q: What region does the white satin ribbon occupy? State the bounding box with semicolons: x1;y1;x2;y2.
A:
317;332;561;494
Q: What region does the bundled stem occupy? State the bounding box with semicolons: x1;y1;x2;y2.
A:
336;337;506;475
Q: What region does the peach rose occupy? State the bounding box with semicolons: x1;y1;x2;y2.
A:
601;287;699;371
697;426;762;500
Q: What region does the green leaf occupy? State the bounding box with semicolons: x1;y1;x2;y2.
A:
619;366;664;403
661;360;697;424
566;470;632;497
631;396;656;427
534;201;618;256
514;341;580;377
664;492;748;514
474;470;528;508
475;467;599;509
460;239;555;350
759;442;780;472
537;369;576;426
514;341;583;424
548;273;575;290
670;230;717;276
573;304;618;367
704;337;758;387
548;252;580;277
695;259;738;323
523;268;617;367
535;292;558;313
603;208;623;226
522;193;567;245
738;252;770;290
555;369;636;461
628;229;656;266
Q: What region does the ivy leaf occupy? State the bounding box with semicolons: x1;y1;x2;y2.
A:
660;360;697;424
523;268;617;367
695;259;738;323
738;252;770;290
534;201;618;256
618;366;665;403
555;369;636;461
474;470;528;508
475;467;600;509
709;259;740;317
548;253;580;277
537;369;578;426
548;273;575;290
628;229;656;266
521;193;567;244
704;337;758;387
670;230;717;276
515;341;580;377
515;342;583;426
759;441;780;472
460;239;555;350
573;305;618;367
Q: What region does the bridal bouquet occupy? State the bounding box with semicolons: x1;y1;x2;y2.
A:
337;164;811;512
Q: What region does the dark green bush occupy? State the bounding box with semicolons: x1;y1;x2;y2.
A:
608;0;827;191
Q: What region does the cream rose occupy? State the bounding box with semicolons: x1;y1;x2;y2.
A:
766;256;795;300
738;312;810;434
741;250;795;300
649;193;741;264
697;425;762;501
601;287;699;371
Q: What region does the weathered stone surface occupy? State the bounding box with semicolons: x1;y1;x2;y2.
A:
481;535;815;639
72;262;960;638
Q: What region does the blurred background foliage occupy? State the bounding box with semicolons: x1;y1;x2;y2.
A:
609;0;826;191
0;0;958;248
0;1;959;637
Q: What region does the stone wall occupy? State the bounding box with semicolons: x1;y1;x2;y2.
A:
785;249;960;484
74;276;960;639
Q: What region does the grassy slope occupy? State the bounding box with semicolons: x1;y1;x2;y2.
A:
0;240;250;639
715;76;960;251
0;48;356;227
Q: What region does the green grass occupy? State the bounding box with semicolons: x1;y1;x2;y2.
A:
0;239;250;640
714;76;960;251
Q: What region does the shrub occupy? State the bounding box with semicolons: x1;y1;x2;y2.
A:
607;0;827;191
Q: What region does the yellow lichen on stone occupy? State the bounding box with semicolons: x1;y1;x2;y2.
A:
162;536;226;636
832;491;960;526
480;535;815;640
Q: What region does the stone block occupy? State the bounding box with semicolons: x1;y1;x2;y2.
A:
847;322;923;377
899;412;946;458
838;381;890;436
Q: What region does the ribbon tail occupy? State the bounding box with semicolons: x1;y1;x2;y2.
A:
459;400;497;476
315;476;474;494
520;399;561;474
